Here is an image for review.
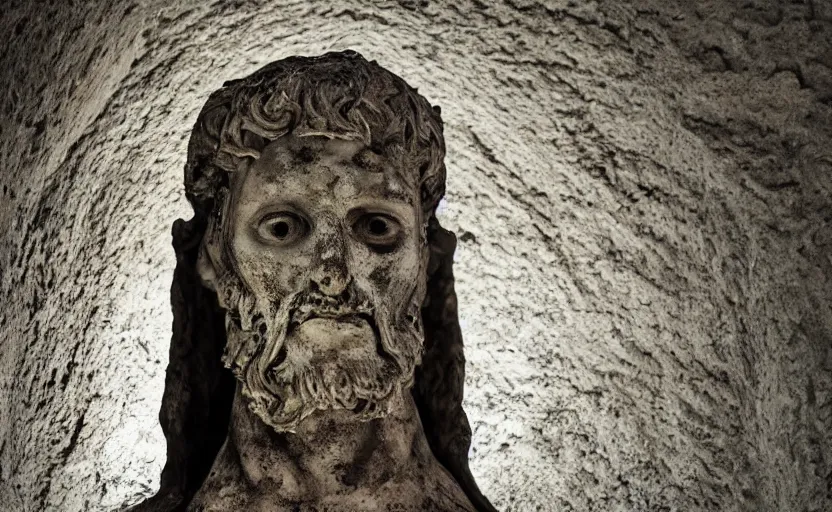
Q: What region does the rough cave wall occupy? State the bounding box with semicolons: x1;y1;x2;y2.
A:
1;1;831;511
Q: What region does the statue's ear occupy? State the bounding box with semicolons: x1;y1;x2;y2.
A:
414;215;498;512
196;243;218;292
425;214;452;283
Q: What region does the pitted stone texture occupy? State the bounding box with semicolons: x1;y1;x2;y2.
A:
0;1;830;511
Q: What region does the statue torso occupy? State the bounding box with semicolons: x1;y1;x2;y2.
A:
189;443;476;511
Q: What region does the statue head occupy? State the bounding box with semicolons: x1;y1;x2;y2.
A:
185;50;447;432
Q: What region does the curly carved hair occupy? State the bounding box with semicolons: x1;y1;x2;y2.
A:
184;49;447;220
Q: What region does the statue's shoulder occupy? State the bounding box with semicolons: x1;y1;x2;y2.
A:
186;483;251;512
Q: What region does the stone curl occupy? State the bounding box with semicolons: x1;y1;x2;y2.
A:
183;49;447;222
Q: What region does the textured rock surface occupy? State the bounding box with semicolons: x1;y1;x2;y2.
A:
1;1;830;511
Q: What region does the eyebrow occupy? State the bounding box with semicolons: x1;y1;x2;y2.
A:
352;180;419;204
368;189;413;204
347;197;414;216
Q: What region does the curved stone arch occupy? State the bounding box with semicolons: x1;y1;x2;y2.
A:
0;1;831;511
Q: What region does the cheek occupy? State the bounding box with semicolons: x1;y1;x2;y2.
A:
233;245;312;298
360;243;423;303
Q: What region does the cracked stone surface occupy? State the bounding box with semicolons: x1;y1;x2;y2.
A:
1;1;831;511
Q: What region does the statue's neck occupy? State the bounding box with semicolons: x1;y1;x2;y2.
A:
227;385;434;499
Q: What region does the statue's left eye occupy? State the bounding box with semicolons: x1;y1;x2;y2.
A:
352;213;401;250
257;212;307;245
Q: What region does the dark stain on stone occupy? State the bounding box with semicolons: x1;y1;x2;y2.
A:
807;376;815;406
14;16;28;36
327;174;341;190
339;423;382;487
59;412;85;461
33;118;46;137
352;147;386;173
295;145;316;164
369;264;392;290
459;231;476;243
46;368;56;388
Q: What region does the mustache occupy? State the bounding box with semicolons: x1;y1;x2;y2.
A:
256;279;392;386
287;280;376;326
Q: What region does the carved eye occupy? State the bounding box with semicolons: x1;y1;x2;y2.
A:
352;213;401;250
257;212;308;245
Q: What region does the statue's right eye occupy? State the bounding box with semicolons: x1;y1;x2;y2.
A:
256;212;308;245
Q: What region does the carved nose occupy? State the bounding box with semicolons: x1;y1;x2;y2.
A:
311;264;350;297
311;225;351;296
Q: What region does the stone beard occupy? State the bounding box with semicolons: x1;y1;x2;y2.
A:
211;267;426;433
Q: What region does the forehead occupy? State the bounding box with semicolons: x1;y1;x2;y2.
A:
240;134;418;202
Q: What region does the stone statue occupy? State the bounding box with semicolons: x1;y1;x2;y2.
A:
129;50;496;512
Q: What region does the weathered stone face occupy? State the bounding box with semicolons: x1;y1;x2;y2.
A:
201;134;429;432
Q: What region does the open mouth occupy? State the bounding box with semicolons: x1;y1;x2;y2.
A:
288;296;375;328
285;307;376;339
305;311;373;327
282;309;394;366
